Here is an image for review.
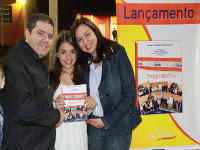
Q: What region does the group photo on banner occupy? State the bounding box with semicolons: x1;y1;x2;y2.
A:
136;41;182;115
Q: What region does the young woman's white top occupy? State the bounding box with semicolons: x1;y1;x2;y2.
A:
53;85;88;150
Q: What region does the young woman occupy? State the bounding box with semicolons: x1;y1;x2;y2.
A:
49;30;96;150
70;17;142;150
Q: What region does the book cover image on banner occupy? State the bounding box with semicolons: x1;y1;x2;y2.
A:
61;84;88;123
136;41;182;115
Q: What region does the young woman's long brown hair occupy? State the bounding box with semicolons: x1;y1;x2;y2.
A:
49;30;83;94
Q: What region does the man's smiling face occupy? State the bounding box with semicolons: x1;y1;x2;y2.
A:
25;20;54;58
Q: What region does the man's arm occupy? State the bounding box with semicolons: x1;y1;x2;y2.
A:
2;58;60;127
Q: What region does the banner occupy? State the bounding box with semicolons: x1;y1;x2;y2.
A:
136;41;183;115
116;0;200;149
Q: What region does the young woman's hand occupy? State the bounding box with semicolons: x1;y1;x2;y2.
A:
55;94;64;112
85;96;96;110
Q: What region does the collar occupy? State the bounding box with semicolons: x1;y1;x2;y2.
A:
16;39;41;62
90;61;102;72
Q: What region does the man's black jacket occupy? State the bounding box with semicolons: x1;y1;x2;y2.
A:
1;39;60;150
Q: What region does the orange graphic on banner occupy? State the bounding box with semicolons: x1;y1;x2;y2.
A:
116;0;125;3
138;57;182;62
169;114;200;144
138;66;182;72
116;3;200;25
157;135;177;141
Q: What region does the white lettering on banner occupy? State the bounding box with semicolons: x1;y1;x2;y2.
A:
146;128;177;141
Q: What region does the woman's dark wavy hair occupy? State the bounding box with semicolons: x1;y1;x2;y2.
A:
49;30;83;94
70;17;121;71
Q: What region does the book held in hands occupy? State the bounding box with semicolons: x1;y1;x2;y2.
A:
61;84;88;122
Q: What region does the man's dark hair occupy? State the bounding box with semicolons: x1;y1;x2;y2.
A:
26;13;54;33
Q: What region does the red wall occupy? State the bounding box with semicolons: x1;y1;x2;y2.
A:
93;16;110;39
0;2;24;46
83;15;111;39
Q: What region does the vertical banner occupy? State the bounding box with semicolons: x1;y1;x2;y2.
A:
116;0;200;149
136;41;182;115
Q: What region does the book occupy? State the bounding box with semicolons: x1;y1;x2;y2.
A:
135;41;183;115
61;84;88;122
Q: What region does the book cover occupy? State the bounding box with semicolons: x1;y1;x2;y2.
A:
135;41;183;115
61;84;88;122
